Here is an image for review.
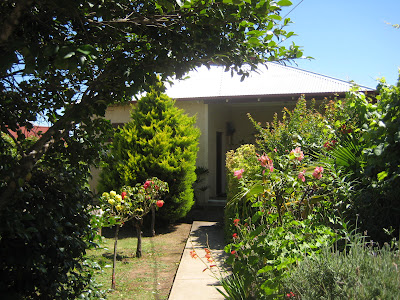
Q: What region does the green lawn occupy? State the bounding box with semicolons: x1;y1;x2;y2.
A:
85;224;191;299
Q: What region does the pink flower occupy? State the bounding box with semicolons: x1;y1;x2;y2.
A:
290;147;304;161
234;169;244;179
312;166;324;179
298;169;306;182
258;153;274;172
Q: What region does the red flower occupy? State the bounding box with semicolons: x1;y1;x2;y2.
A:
121;191;127;199
231;250;236;255
143;180;153;189
286;291;295;298
233;219;240;226
156;200;164;208
323;141;332;150
324;140;337;151
232;233;238;239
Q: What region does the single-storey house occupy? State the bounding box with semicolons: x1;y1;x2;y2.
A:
93;63;375;206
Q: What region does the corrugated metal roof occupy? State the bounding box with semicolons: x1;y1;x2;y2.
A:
165;63;375;100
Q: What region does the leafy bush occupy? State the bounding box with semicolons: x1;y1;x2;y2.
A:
0;167;101;299
225;144;261;236
327;79;400;242
223;97;356;298
99;82;200;222
249;97;331;154
282;232;400;299
223;78;400;298
225;144;351;298
0;128;110;298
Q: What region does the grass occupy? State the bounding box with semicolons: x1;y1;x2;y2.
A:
85;223;191;300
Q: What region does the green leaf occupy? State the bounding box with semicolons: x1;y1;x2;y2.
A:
277;0;292;6
77;44;96;55
250;224;265;238
377;170;388;181
257;264;274;274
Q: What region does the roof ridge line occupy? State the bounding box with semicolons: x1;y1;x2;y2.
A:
268;62;374;89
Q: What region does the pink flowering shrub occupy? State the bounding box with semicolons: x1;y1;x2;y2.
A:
223;98;356;298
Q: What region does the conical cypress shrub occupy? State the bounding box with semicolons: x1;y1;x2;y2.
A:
100;82;200;222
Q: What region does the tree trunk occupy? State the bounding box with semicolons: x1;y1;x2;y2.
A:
136;219;143;258
111;224;120;290
151;204;156;237
1;0;34;43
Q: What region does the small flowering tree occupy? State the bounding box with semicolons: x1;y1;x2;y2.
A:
100;177;168;289
143;178;169;237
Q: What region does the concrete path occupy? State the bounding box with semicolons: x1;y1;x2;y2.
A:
168;221;228;300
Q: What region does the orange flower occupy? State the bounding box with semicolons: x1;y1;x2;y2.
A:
190;250;198;259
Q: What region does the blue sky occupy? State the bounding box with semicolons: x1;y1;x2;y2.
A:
281;0;400;89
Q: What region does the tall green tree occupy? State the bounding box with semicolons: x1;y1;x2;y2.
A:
100;83;200;222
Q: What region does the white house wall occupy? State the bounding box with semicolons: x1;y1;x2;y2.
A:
89;99;294;205
174;100;209;205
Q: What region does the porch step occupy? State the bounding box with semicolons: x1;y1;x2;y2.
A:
207;199;227;207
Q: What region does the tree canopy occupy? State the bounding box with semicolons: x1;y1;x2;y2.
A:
0;0;302;206
0;0;302;296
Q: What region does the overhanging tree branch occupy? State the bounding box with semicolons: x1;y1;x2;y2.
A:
0;0;34;44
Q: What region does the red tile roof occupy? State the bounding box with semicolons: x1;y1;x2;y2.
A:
8;126;49;139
